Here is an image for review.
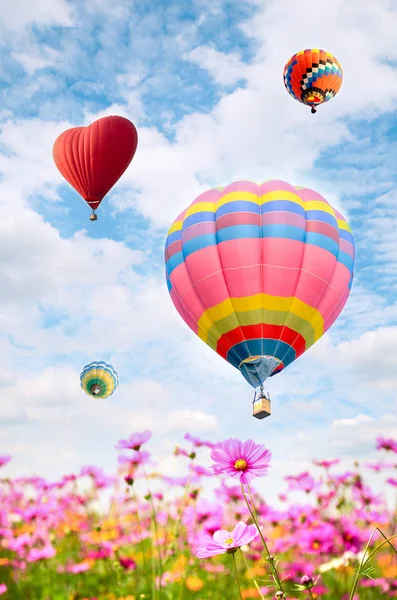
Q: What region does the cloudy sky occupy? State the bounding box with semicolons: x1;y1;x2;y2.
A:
0;0;396;499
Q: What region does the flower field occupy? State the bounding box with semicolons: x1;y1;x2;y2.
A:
1;433;397;599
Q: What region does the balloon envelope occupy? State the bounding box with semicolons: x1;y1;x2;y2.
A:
283;49;343;111
165;180;355;388
53;115;138;213
80;361;119;399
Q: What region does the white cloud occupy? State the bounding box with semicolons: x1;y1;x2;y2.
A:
333;415;375;427
163;409;218;433
186;46;246;85
0;0;73;31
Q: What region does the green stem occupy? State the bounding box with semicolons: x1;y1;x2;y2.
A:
141;454;163;600
131;484;150;591
242;483;285;595
308;589;315;600
349;528;397;600
241;550;266;600
232;553;244;600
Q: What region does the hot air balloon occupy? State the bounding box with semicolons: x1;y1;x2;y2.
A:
80;361;119;399
283;49;343;114
53;115;138;220
165;180;355;419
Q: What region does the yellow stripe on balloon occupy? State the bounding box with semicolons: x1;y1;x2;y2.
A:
338;219;352;233
197;294;324;344
303;201;336;216
184;202;217;218
261;190;304;207
168;220;183;235
215;191;260;208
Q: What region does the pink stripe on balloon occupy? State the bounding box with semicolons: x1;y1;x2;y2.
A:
170;263;193;298
297;244;337;286
306;220;339;242
261;212;306;228
297;187;329;203
174;208;187;222
216;212;260;230
221;180;260;195
170;288;198;334
190;188;221;205
217;238;304;270
193;270;240;308
339;238;355;257
182;221;216;243
260;180;297;194
165;239;182;260
184;245;222;283
316;262;352;321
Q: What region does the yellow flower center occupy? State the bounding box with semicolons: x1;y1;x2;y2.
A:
224;537;234;546
234;459;247;471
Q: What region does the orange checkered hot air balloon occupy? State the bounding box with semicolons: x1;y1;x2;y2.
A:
283;49;343;114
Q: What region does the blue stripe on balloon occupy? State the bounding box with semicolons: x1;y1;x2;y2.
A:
306;210;337;227
306;232;339;256
165;230;182;248
183;211;215;229
339;229;354;244
216;201;260;217
216;225;260;243
338;250;355;273
166;251;185;272
261;200;306;216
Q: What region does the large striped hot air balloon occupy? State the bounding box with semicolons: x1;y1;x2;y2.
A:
165;180;355;419
80;361;119;399
283;49;343;114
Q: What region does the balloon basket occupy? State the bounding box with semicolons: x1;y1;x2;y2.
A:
252;396;271;419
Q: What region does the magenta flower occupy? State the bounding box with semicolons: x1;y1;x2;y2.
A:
116;430;152;451
185;432;216;449
313;458;340;469
0;455;11;468
210;438;271;484
196;522;259;558
376;436;397;453
0;585;6;596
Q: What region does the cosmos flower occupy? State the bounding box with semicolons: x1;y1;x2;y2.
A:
196;522;259;558
210;438;271;484
376;436;397;454
116;430;152;451
313;458;340;469
365;461;395;472
285;472;319;494
184;433;216;449
0;585;6;596
0;456;11;468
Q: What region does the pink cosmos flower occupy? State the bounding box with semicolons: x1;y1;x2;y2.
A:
116;430;152;451
210;438;271;484
313;458;340;469
0;585;6;596
184;433;216;449
366;461;395;472
285;472;319;494
196;522;259;558
387;477;397;487
0;455;10;468
376;436;397;453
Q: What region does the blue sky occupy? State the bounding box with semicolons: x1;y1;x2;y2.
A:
0;0;397;500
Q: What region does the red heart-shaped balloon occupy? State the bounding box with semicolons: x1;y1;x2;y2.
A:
53;115;138;212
